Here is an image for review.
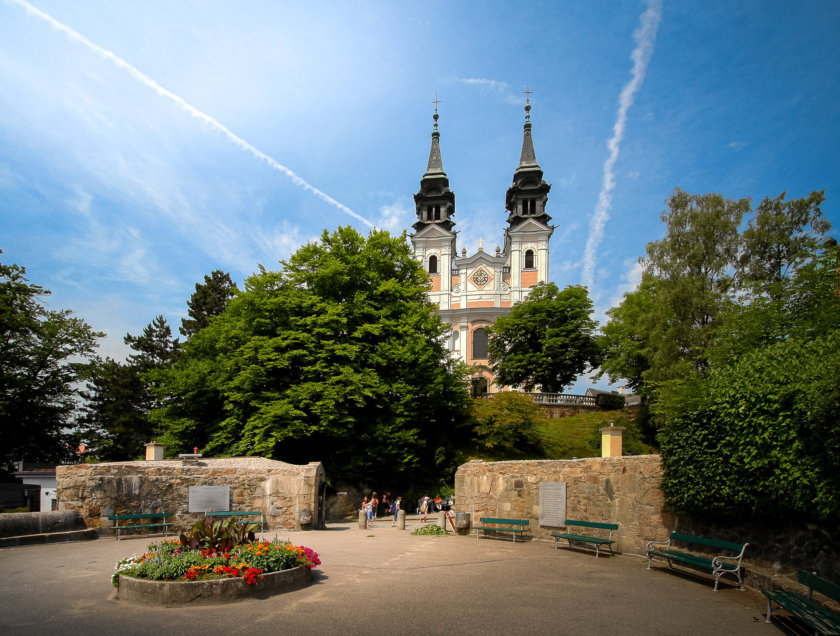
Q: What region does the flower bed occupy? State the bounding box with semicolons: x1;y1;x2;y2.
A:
113;538;320;605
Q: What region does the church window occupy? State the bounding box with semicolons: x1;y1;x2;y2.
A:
524;249;535;269
472;328;488;360
433;205;441;220
428;255;438;274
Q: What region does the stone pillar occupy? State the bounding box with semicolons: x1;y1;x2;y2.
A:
600;425;625;457
396;509;405;530
437;510;447;531
358;509;367;529
145;443;164;461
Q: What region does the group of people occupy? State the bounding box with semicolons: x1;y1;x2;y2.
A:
361;493;402;528
417;495;454;522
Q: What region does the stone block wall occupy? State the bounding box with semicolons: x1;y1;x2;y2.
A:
454;456;839;585
56;457;325;533
455;456;673;555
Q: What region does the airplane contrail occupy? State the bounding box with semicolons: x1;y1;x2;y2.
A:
9;0;374;228
582;0;662;290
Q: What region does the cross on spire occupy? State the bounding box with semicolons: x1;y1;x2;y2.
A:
523;85;533;101
432;94;441;110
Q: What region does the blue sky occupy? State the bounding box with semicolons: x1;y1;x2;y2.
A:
2;0;839;392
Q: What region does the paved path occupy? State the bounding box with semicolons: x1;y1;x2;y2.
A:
0;519;778;635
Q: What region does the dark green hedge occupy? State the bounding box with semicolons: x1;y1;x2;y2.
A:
659;330;840;523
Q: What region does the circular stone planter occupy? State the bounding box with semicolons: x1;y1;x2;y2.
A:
116;566;311;605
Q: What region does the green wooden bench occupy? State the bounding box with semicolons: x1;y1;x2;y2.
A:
551;519;618;558
763;570;840;635
646;531;749;591
473;517;529;542
204;510;264;532
108;512;172;541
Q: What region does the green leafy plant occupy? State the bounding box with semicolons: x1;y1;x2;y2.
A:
178;516;259;552
411;524;447;536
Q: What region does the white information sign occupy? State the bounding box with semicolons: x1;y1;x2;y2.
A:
539;481;567;527
188;485;230;513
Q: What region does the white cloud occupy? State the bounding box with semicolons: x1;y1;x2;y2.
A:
0;163;22;189
728;140;748;150
582;0;662;290
10;0;373;228
452;77;522;105
607;258;644;308
253;221;313;263
376;202;412;233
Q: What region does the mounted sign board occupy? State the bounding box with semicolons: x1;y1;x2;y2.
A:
188;485;230;513
539;481;567;527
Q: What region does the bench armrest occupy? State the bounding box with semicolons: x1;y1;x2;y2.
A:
646;538;670;552
716;542;748;564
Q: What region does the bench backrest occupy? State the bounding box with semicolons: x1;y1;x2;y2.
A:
565;519;618;531
479;517;529;526
205;511;261;517
670;532;744;553
799;570;840;602
108;512;172;521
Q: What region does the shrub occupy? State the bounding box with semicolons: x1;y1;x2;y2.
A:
595;392;625;410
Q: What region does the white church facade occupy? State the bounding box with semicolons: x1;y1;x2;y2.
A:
410;100;554;394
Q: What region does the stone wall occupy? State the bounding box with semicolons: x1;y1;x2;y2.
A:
56;457;325;532
454;456;840;585
536;404;599;419
455;456;672;554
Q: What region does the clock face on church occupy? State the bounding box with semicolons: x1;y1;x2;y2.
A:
471;268;492;288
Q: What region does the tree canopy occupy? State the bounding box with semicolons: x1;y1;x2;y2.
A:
470;392;544;455
599;188;837;523
1;252;101;468
153;227;470;488
180;270;236;338
488;282;600;393
77;316;179;461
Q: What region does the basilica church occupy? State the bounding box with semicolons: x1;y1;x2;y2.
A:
410;100;554;395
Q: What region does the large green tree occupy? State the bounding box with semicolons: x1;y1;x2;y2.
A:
154;227;470;487
180;270;236;338
0;252;101;468
600;188;828;390
77;316;179;460
470;392;544;455
488;283;600;393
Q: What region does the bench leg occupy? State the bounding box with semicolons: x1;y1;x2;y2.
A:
595;544;600;558
764;598;774;624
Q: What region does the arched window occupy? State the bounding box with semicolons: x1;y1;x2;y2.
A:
428;255;438;274
524;249;535;269
472;328;488;360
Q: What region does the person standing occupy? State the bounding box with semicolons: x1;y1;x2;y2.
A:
391;496;401;527
420;497;428;523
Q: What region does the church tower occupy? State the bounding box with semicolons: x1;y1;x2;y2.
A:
410;98;553;395
411;105;457;310
503;97;554;303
